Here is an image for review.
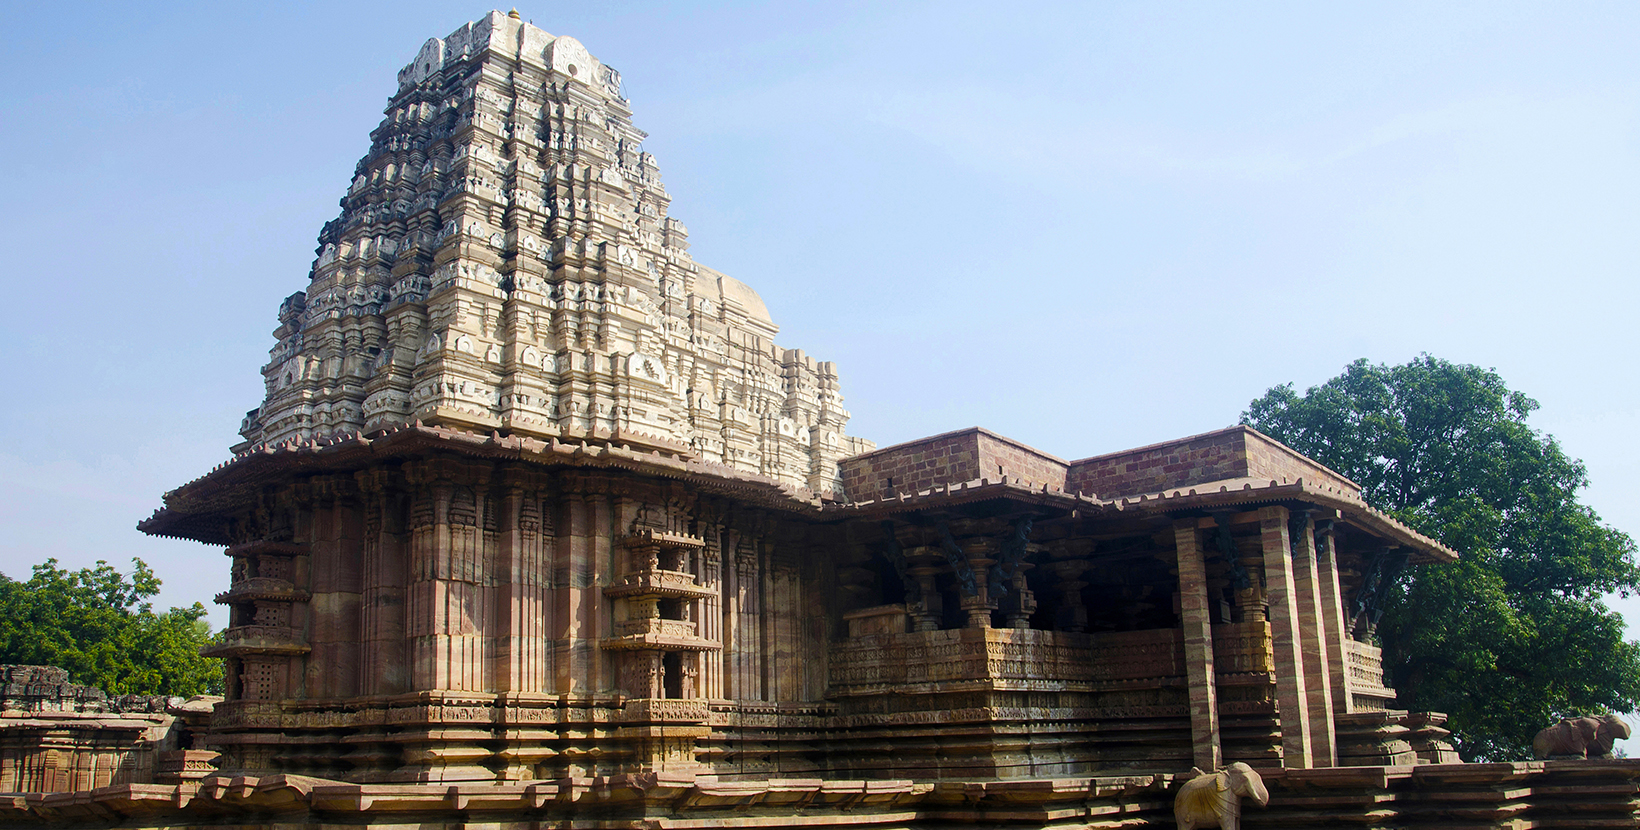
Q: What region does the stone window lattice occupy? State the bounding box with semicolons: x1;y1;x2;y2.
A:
241;661;280;701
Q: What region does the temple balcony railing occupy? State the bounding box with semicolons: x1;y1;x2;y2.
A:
1346;639;1397;709
201;626;310;657
604;569;715;599
213;577;309;606
601;617;719;652
615;618;698;639
829;618;1285;694
211;700;284;729
1346;639;1387;687
621;698;710;724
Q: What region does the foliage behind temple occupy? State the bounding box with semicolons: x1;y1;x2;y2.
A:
0;558;222;697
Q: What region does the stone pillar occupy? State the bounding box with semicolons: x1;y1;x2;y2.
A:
358;474;408;695
555;490;598;694
722;531;742;699
1049;559;1088;633
306;481;363;699
961;539;1000;629
905;544;943;631
700;534;724;700
760;542;776;701
586;492;613;694
1260;505;1313;768
1174;519;1220;772
407;484;443;691
436;483;490;692
1004;561;1036;629
735;538;763;701
1315;521;1355;715
771;556;801;700
1289;510;1337;767
495;482;548;692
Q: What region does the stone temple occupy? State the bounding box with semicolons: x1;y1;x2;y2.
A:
6;11;1640;828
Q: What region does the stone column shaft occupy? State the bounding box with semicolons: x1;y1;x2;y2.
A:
734;541;764;701
1316;525;1355;715
496;487;548;692
361;489;408;695
1260;505;1313;768
1174;519;1221;771
701;534;724;699
1290;512;1337;767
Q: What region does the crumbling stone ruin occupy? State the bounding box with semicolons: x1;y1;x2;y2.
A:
4;11;1639;829
0;666;217;793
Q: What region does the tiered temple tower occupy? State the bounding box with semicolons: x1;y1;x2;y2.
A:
238;10;870;496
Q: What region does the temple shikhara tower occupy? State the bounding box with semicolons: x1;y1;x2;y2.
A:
237;12;869;496
10;11;1640;830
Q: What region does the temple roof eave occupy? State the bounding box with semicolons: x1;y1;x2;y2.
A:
142;423;1455;564
138;422;826;546
823;476;1456;564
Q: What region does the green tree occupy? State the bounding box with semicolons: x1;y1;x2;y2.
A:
1244;355;1640;761
0;558;222;697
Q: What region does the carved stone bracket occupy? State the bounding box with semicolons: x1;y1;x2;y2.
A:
936;520;978;598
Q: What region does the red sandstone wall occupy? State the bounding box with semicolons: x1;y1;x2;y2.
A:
838;429;1070;502
843;426;1361;503
1067;429;1250;499
1241;430;1360;494
975;433;1067;491
838;429;985;502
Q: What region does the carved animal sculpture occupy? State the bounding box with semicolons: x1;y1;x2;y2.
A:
1532;714;1631;759
1174;762;1269;830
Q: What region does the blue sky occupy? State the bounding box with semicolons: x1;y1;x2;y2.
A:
2;0;1638;704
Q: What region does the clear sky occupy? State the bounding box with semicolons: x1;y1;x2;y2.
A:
2;1;1637;707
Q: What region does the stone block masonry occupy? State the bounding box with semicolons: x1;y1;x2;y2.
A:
839;427;1068;502
841;424;1359;504
1066;425;1359;499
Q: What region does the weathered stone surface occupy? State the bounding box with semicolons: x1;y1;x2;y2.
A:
0;666;219;793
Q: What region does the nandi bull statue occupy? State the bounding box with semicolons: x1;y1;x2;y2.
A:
1532;713;1630;759
1174;762;1269;830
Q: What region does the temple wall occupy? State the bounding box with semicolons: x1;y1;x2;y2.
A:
1240;429;1360;493
838;428;987;501
201;459;849;782
1066;425;1359;499
1068;429;1252;498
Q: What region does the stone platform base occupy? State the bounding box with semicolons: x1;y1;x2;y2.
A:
3;760;1637;828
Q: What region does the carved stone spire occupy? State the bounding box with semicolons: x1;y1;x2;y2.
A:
236;12;872;495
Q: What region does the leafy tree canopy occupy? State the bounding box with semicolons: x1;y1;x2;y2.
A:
1244;355;1640;760
0;558;222;697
